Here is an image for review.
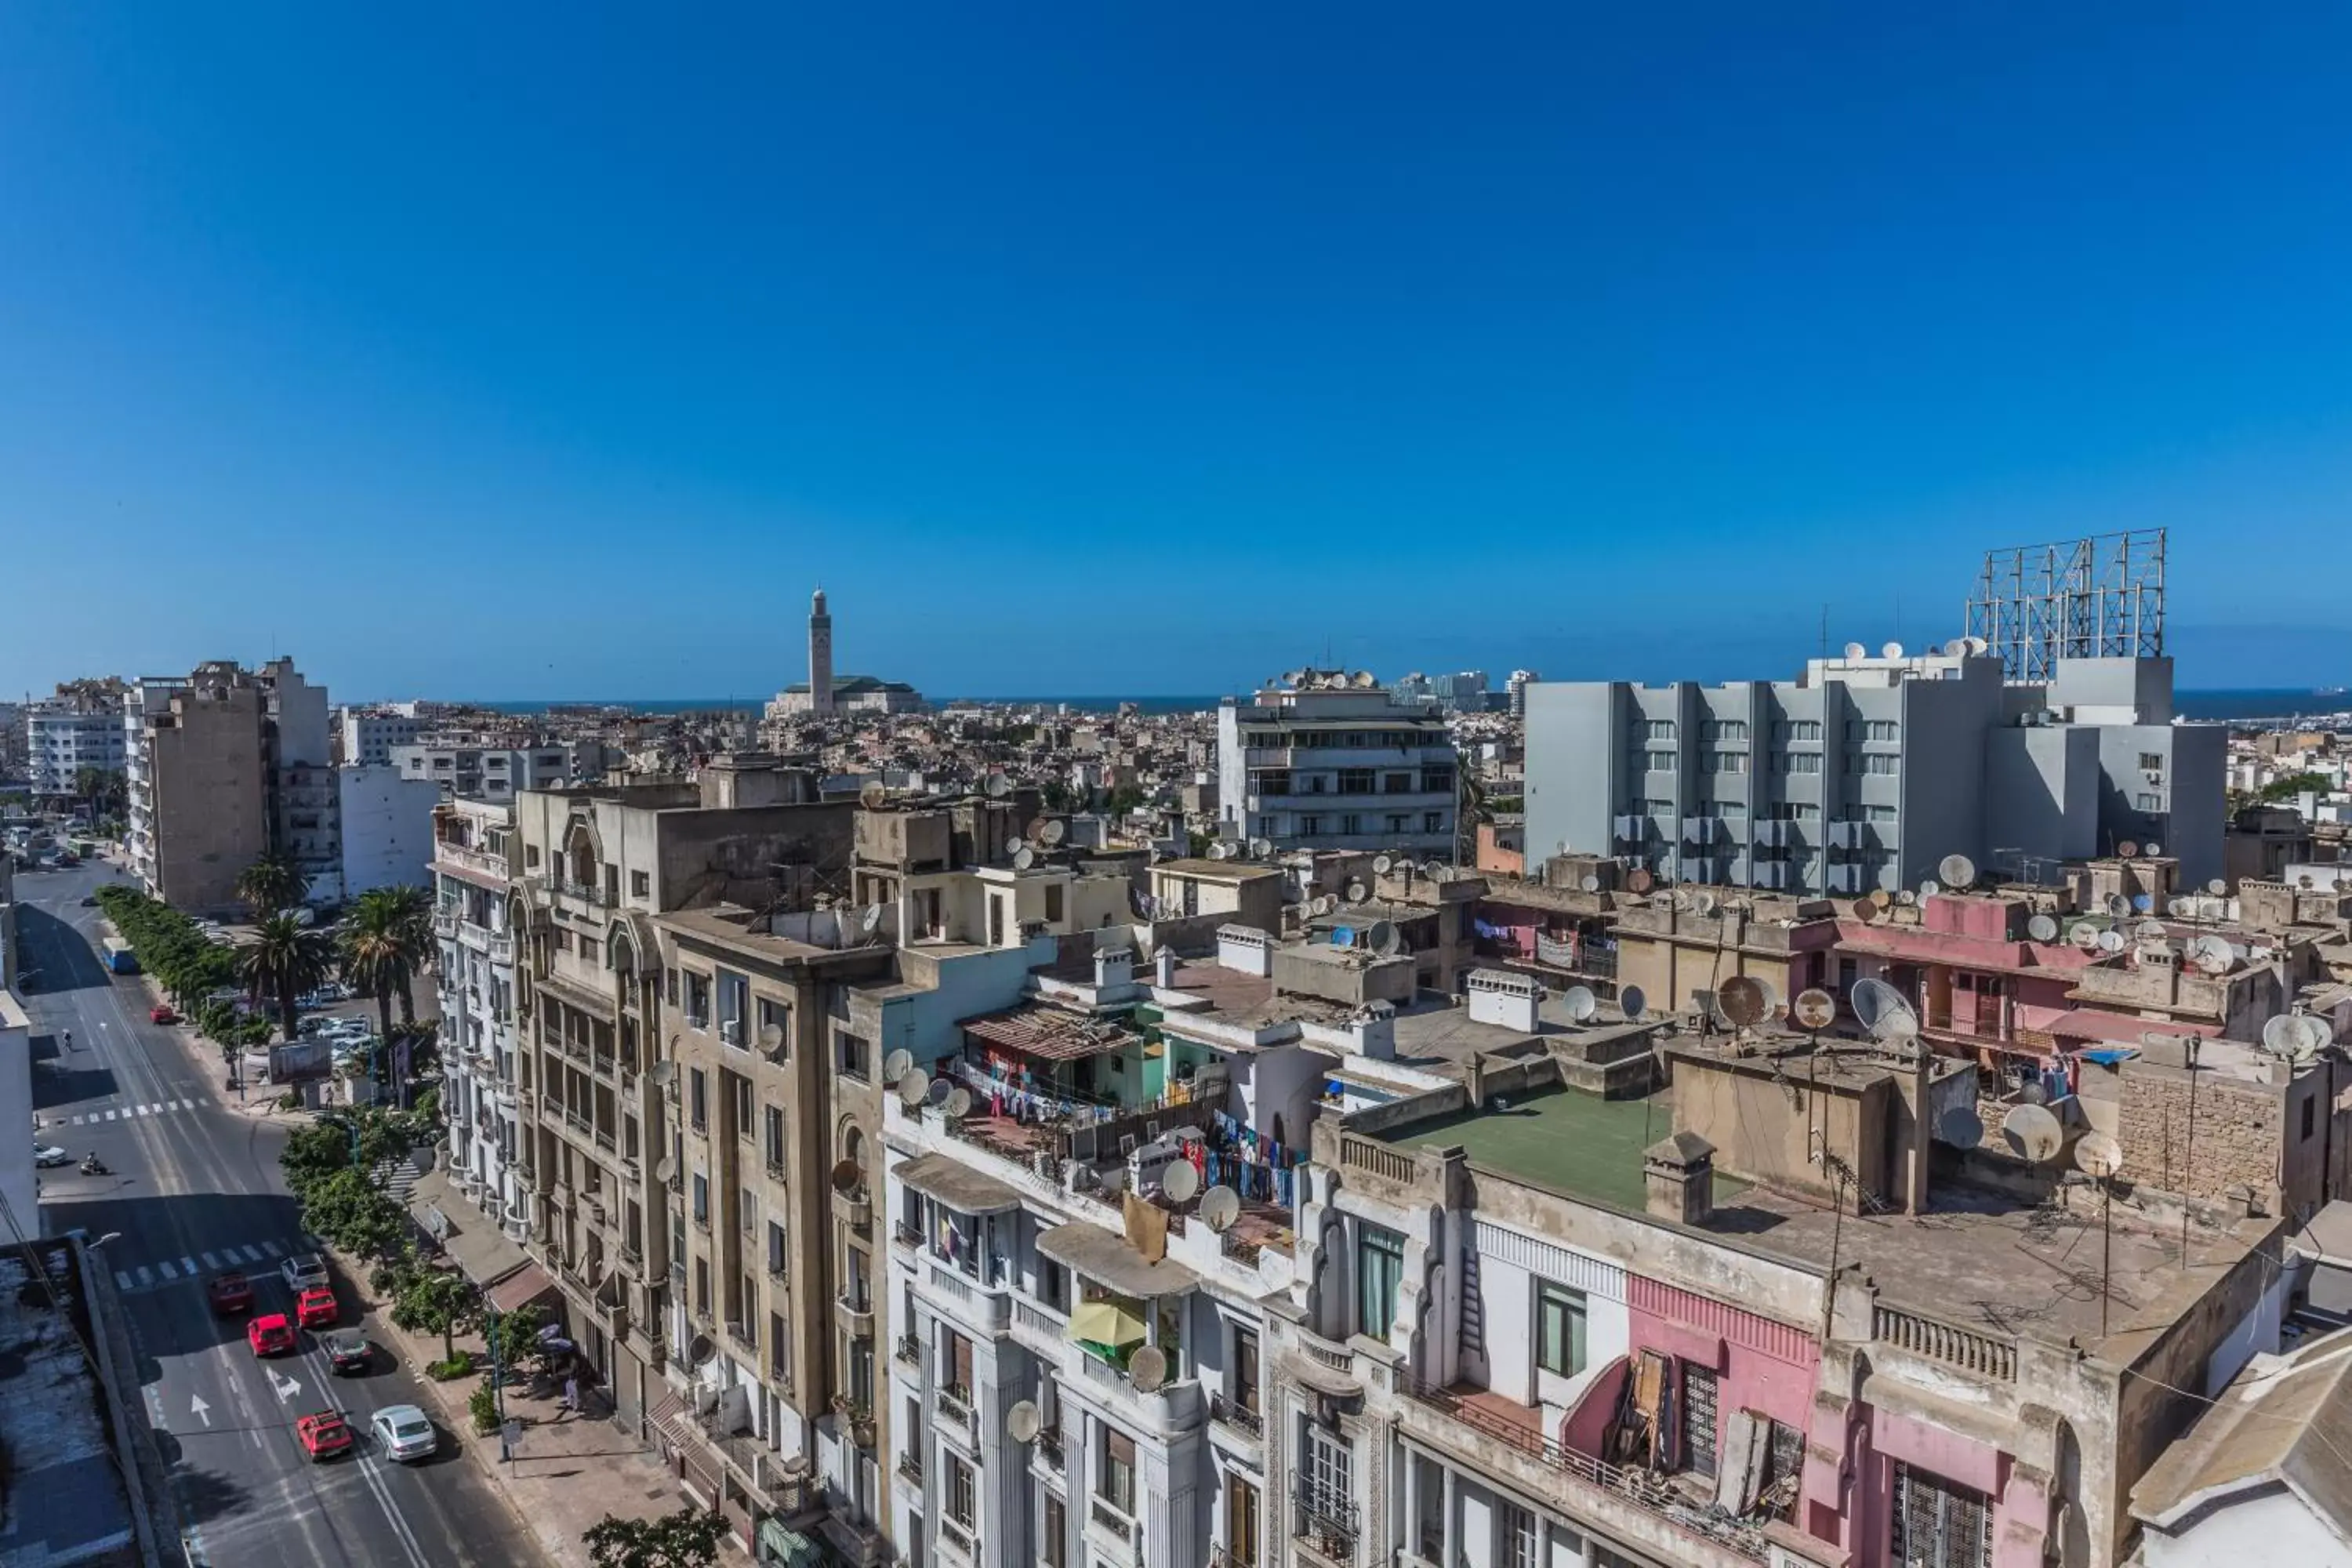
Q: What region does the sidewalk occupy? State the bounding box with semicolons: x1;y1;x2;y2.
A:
366;1299;684;1568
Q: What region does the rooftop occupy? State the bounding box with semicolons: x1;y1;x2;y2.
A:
0;1240;143;1566
1375;1086;1722;1213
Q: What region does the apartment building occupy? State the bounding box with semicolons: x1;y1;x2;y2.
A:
339;707;428;766
27;690;127;799
390;740;584;801
1523;648;2227;899
1218;674;1457;858
433;800;528;1248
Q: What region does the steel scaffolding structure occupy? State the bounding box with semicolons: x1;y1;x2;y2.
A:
1964;529;2166;684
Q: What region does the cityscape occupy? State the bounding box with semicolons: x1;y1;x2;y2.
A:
7;11;2352;1568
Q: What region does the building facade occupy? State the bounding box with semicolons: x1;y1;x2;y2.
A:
1218;677;1457;858
27;699;127;799
339;763;440;899
434;800;529;1250
390;742;583;802
1523;649;2227;898
339;708;428;767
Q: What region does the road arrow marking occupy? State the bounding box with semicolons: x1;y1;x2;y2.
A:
269;1369;301;1404
191;1395;212;1428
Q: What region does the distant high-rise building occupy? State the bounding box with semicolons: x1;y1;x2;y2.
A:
1508;669;1540;719
26;680;128;799
764;588;924;717
808;587;835;716
1218;672;1457;855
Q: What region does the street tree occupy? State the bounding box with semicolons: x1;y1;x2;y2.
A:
391;1266;480;1362
240;912;334;1043
299;1166;408;1259
583;1508;730;1568
234;853;307;920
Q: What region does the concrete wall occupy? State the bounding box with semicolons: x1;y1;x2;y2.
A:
147;685;270;912
1521;682;1621;874
1986;725;2103;870
339;765;439;898
2140;1486;2347;1568
0;992;32;1238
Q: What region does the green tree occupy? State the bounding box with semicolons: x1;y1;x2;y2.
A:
341;887;434;1042
583;1508;730;1568
2259;771;2331;804
1104;783;1147;815
241;912;335;1044
234;853;308;919
482;1302;549;1373
391;1265;480;1362
299;1166;408;1259
71;765;125;818
281;1121;354;1194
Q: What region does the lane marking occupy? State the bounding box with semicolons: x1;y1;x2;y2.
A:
103;1109;117;1121
158;1260;178;1279
136;1265;154;1287
115;1270;132;1290
239;1245;264;1263
201;1251;220;1269
180;1255;198;1276
260;1240;284;1258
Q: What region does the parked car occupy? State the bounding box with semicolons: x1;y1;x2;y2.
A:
149;1004;179;1025
207;1272;254;1316
247;1313;296;1357
296;1410;354;1461
371;1404;437;1463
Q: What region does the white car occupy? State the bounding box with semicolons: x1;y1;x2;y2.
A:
33;1145;70;1168
281;1253;330;1294
372;1403;437;1462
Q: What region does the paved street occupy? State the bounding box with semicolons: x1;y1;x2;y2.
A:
16;859;543;1568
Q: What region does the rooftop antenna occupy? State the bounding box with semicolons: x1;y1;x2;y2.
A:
2074;1131;2127;1335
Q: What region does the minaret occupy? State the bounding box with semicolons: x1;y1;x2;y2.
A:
808;587;835;715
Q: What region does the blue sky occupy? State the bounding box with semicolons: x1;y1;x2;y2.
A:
3;6;2349;701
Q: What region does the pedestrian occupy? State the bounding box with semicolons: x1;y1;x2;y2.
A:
561;1374;579;1415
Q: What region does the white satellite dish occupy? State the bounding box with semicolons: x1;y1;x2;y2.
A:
1345;880;1370;904
2074;1131;2125;1179
1370;921;1401;959
2135;920;2167;944
759;1022;787;1058
1938;854;1977;890
927;1077;953;1105
1204;841;1228;860
2167;897;2193;919
1842;641;1867;660
884;1048;914;1083
1581;873;1600;893
1161;1161;1200;1204
2002;1103;2065;1163
1041;818;1067;847
1936;1106;1986;1148
897;1071;929;1108
861;903;885;934
1791;989;1837;1031
1882;641;1904;659
985;773;1012;799
1563;985;1598;1022
1249;837;1272;858
2103;894;2132;920
1013;847;1036;870
1006;1401;1042;1444
1690;891;1716;916
2027;913;2060;942
1199;1186;1241;1232
1373;855;1395;875
1849;977;1916;1041
1128;1345;1169;1393
944;1087;974;1119
1311;895;1334;917
1919;879;1940;899
2205;878;2227;896
2096;930;2125;954
2142;840;2161;857
1896;889;1917;907
655;1155;677;1184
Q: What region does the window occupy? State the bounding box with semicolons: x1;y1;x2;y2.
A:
1356;1223;1404;1338
1643;720;1677;742
1042;1497;1066;1568
1423;812;1443;834
764;1104;786;1170
2136;792;2163;811
691;1173;710;1225
2139;752;2165;774
765;1219;787;1274
630;869;650;898
1682;1361;1719;1478
1499;1501;1538;1568
738;1185;756;1234
1300;1421;1352;1513
1299;815;1323;836
693;1258;710;1317
1226;1475;1261;1567
1036;1258;1070;1312
1773;719;1823;743
524;844;542;869
1536;1281;1588;1378
684;971;711;1027
1420;767;1454;793
1864;720;1899;742
945;1328;975;1395
577;936;600;965
1232;1325;1261;1414
1890;1461;1993;1568
756;996;789;1056
1773;752;1823;775
946;1451;975;1528
1856;753;1900;776
1866;804;1899;822
717;971;749;1036
836;1030;870;1082
1338;768;1374;793
731;1074;753;1138
1644;749;1676;772
688;1069;707;1132
1383;771;1413;794
1098;1426;1137;1515
1340;813;1361;835
554;927;574;953
1044;884;1063;922
1706;750;1748;775
663;967;678;1005
1701;720;1749;742
1250;769;1290;797
1387;814;1409;833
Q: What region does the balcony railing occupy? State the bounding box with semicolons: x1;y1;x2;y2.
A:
896;1450;923;1486
938;1383;975;1429
1035;1428;1063;1470
1090;1499;1134;1544
1290;1485;1356;1555
1872;1304;2017;1381
895;1333;921;1367
892;1220;922;1250
1210;1393;1264;1439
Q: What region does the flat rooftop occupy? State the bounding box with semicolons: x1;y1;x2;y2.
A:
1375;1086;1743;1213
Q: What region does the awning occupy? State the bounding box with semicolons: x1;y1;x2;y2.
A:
2051;1007;2222;1045
894;1152;1024;1214
2079;1047;2141;1066
1066;1299;1149;1348
405;1166;535;1291
487;1263;558;1314
757;1518;822;1567
1036;1221;1200;1298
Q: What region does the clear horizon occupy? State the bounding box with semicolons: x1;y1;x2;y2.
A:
5;9;2351;699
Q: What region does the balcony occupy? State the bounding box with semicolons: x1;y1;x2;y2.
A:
1290;1484;1357;1564
833;1184;872;1237
895;1450;923;1486
1035;1428;1064;1471
815;1515;886;1568
891;1220;921;1252
1209;1392;1264;1440
836;1289;875;1341
434;837;510;882
894;1333;921;1368
433;909;459;940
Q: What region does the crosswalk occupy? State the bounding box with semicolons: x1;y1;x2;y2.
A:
115;1240;285;1295
370;1154;424;1206
48;1098;205;1126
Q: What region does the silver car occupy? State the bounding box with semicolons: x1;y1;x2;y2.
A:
372;1403;437;1462
281;1253;330;1294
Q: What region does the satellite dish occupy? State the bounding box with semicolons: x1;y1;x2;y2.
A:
655;1156;677;1184
1128;1346;1169;1393
2027;913;2060;942
1849;977;1916;1041
2068;922;2100;952
2103;894;2132;920
859;783;887;809
1965;635;1989;655
1943;637;1968;658
1939;854;1977;888
1373;855;1395;875
1204;841;1227;861
1249;837;1272;859
1869;889;1892;910
1345;880;1370;904
2135;920;2167;944
2143;840;2161;857
1717;977;1766;1028
1369;920;1399;958
1896;889;1917;908
1919;879;1940;899
1199;1186;1241;1232
884;1048;914;1083
651;1060;676;1087
2205;878;2227;896
2167;898;2193;918
1882;641;1904;660
1936;1106;1984;1148
985;773;1012;798
2191;938;2230;976
1791;989;1837;1030
944;1087;974;1119
2002;1103;2065;1163
897;1071;929;1108
1690;891;1716;916
2019;1080;2049;1105
927;1077;953;1106
760;1023;787;1058
1006;1401;1042;1444
1161;1162;1200;1204
688;1334;716;1369
1042;819;1067;847
1563;985;1598;1023
830;1158;862;1194
2096;930;2125;954
1421;860;1450;880
2132;894;2154;913
2074;1131;2125;1178
1627;868;1655;894
861;903;885;935
1013;847;1036;871
1581;874;1601;893
1311;895;1334;917
1842;641;1867;660
2118;840;2140;860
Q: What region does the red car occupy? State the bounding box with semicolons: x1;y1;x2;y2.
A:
247;1312;296;1357
207;1272;253;1316
149;1004;179;1025
295;1410;354;1461
295;1287;338;1329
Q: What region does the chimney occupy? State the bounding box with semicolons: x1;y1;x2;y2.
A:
1094;946;1134;993
1645;1132;1716;1225
1466;970;1542;1033
1154;947;1177;989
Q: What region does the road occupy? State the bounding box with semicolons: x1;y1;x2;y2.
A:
16;858;537;1568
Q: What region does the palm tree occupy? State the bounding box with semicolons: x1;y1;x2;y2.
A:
241;913;336;1044
379;885;436;1024
235;854;308;920
342;887;432;1038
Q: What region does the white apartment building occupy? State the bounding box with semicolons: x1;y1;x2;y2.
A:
339;764;440;898
1218;675;1458;858
432;800;528;1248
391;741;582;801
339;708;429;767
28;702;126;798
